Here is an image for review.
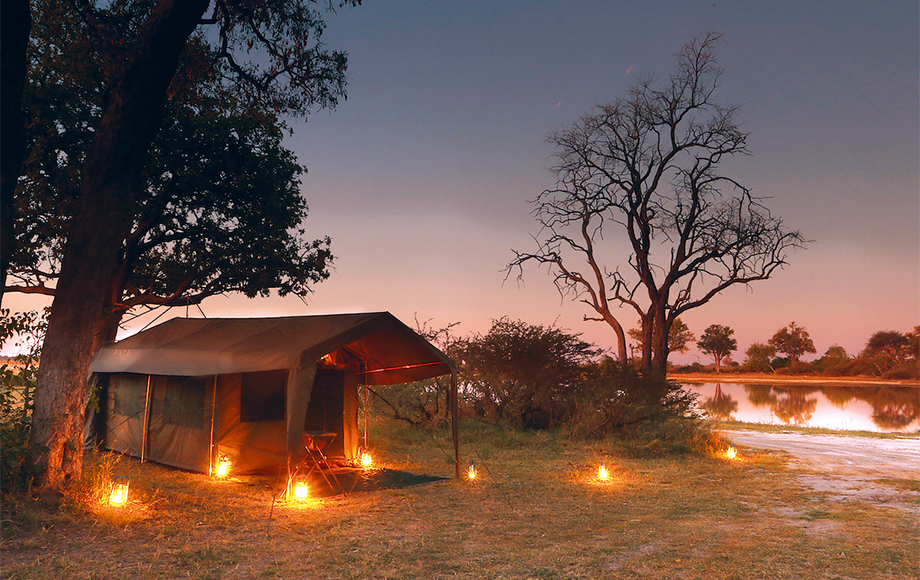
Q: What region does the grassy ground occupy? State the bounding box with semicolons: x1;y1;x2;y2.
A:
2;421;918;580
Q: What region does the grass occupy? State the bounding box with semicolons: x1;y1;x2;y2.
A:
2;420;918;580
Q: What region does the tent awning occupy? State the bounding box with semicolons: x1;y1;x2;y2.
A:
89;312;455;383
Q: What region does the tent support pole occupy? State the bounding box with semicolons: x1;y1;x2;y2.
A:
451;370;459;479
363;381;368;450
141;374;152;463
208;375;218;475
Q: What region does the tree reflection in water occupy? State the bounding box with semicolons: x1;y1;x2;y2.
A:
771;386;818;426
744;384;777;408
700;384;738;420
684;382;920;432
867;387;920;430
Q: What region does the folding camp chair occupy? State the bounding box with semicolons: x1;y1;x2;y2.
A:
295;431;345;496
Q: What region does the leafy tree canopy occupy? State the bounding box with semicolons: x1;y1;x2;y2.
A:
743;342;776;373
697;324;737;372
818;344;850;369
768;322;816;364
8;0;339;343
628;318;695;357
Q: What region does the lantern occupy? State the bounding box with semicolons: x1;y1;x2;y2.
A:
597;463;610;482
215;455;232;479
726;446;738;460
467;461;477;481
109;475;129;507
359;450;373;469
292;475;309;502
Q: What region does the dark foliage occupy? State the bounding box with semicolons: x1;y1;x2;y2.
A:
0;310;47;493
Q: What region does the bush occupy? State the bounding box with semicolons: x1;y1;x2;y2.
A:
775;362;818;375
562;366;714;456
670;362;704;374
824;358;880;377
1;360;44;493
882;360;920;380
1;310;48;494
370;377;453;429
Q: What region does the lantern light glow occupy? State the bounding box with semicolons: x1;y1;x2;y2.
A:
359;451;373;469
597;463;610;482
215;455;232;478
109;475;129;507
467;461;477;481
292;476;309;502
726;446;738;460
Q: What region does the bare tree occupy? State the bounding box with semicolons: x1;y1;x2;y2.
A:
509;32;806;375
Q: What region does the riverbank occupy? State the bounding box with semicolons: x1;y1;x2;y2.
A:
671;371;919;387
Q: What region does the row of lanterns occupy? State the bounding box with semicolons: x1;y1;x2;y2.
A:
464;446;740;484
106;448;377;508
107;445;739;507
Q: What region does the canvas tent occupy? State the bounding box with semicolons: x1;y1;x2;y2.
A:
86;312;459;477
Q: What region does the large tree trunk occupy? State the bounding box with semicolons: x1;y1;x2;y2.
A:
31;0;210;487
0;0;31;306
650;309;670;377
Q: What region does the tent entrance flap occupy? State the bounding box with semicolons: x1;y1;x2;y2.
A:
304;368;345;458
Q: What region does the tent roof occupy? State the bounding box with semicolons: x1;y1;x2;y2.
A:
89;312;455;385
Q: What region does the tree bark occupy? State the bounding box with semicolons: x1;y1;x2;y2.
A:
0;0;31;307
31;0;210;487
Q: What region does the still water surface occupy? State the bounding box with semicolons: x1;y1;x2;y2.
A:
680;382;920;433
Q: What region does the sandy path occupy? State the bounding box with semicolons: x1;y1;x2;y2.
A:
723;430;920;513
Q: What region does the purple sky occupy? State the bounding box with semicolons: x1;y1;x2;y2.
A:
8;1;919;364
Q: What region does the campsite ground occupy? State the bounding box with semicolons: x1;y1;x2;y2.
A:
2;422;918;580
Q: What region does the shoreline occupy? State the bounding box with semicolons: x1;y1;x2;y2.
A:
669;372;919;387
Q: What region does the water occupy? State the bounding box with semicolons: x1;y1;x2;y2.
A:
680;382;920;433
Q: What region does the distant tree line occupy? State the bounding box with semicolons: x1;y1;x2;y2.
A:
672;322;919;380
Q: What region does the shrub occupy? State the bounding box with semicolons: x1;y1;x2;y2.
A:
1;310;48;494
882;360;920;380
824;358;879;377
562;366;713;456
1;360;44;493
775;362;818;375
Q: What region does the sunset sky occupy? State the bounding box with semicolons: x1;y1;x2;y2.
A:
9;1;919;363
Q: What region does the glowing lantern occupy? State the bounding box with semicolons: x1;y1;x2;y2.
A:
292;476;309;502
726;446;738;460
215;455;232;479
359;451;373;469
597;463;610;482
467;461;477;481
109;475;129;507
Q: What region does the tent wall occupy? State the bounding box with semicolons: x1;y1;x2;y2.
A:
104;373;148;457
215;373;287;475
144;375;213;472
